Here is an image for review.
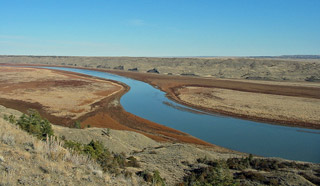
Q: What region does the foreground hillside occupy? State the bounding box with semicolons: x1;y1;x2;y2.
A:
1;105;320;186
0;106;144;185
0;55;319;81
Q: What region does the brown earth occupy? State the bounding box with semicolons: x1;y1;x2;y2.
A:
0;66;216;149
1;55;320;82
96;69;320;129
177;87;320;128
3;105;319;186
2;64;320;130
0;66;123;123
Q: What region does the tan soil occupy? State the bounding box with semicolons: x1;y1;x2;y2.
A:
0;66;218;148
0;106;145;186
96;69;320;129
0;66;122;120
4;64;320;129
177;87;320;127
1;105;319;186
52;119;320;186
1;55;320;81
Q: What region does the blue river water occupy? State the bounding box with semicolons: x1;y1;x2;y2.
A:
45;67;320;163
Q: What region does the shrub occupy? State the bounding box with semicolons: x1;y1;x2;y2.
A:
4;114;16;124
14;110;54;140
64;140;83;152
250;159;279;171
74;121;81;129
137;170;153;182
3;114;8;121
180;160;239;186
127;156;140;168
113;152;127;168
63;139;128;174
152;170;166;186
227;157;249;170
85;140;105;159
234;171;268;184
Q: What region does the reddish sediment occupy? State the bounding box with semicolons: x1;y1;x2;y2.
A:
0;65;217;150
2;63;320;130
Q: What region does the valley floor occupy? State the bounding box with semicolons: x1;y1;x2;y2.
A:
105;69;320;129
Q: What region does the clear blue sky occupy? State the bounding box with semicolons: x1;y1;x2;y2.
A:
1;0;319;56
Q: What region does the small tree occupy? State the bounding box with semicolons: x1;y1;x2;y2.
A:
16;109;54;140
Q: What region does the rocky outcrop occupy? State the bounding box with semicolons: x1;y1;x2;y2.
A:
128;67;138;72
147;68;159;74
181;72;198;76
113;65;124;70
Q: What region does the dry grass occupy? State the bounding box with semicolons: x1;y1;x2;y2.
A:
0;66;123;119
0;116;142;185
1;55;320;81
177;86;320;126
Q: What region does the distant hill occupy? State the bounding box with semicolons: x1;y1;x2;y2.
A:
251;55;320;59
1;55;320;81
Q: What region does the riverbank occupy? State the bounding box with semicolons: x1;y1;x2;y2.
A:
99;69;320;129
1;105;320;185
2;64;320;130
0;66;217;148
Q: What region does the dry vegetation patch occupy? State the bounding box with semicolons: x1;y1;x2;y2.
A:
177;86;320;127
0;66;123;120
0;106;146;186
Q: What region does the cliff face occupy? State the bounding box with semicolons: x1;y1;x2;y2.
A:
1;55;320;81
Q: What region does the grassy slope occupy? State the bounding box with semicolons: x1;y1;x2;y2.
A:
1;105;320;185
0;106;143;186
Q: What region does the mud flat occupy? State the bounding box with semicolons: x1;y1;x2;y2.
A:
0;66;215;148
0;66;122;125
99;69;320;129
2;63;320;129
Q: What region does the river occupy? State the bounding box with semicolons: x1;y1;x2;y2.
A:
45;67;320;163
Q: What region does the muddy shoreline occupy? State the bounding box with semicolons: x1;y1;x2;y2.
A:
0;65;218;150
1;63;320;130
98;69;320;130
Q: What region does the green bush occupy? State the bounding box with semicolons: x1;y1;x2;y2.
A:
63;139;130;174
14;110;54;140
64;140;83;152
4;114;16;124
234;171;268;184
74;121;81;129
180;160;239;186
3;114;9;121
136;170;166;185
